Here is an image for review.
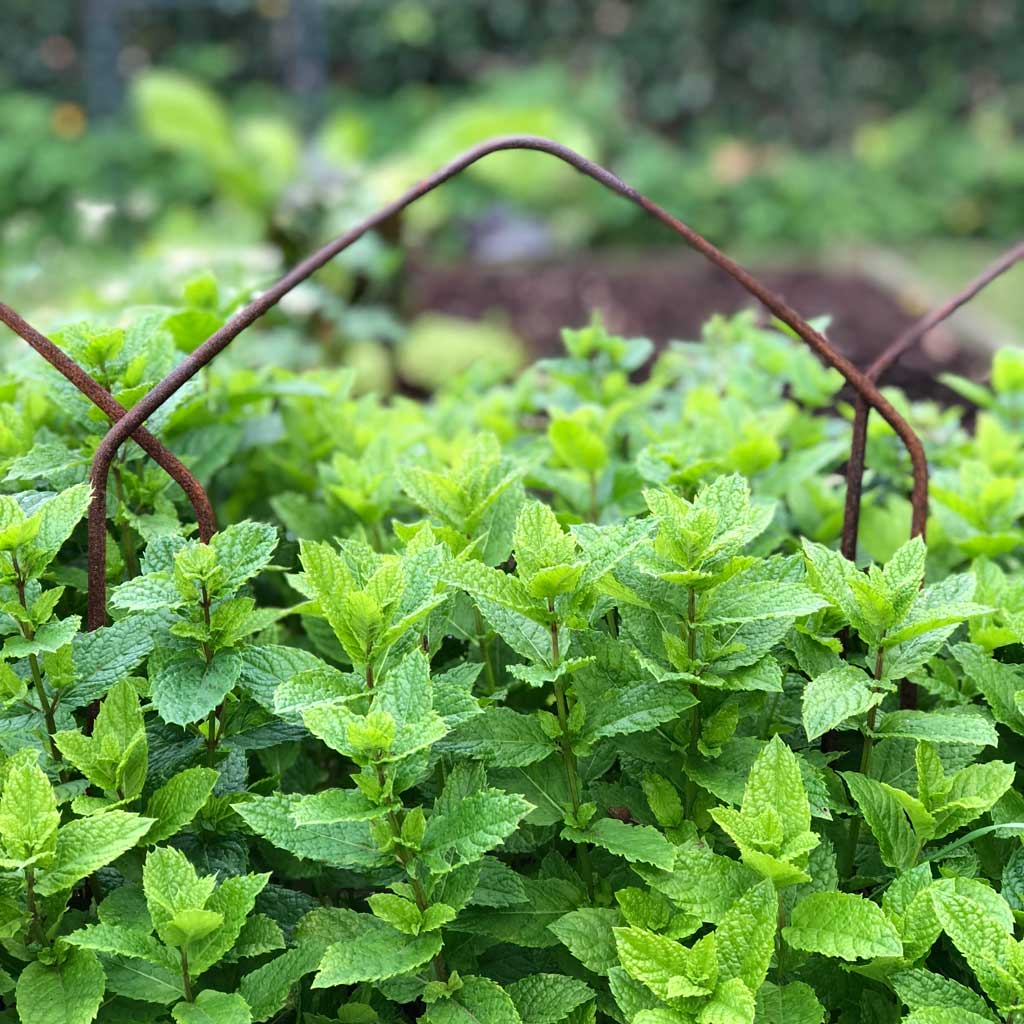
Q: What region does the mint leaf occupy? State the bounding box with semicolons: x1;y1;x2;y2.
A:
782;891;902;960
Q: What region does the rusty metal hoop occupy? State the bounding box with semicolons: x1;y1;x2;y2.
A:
80;134;929;634
0;302;217;542
840;240;1024;561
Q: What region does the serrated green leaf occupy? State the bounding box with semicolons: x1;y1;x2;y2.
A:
150;648;242;726
312;910;442;987
424;976;523;1024
209;520;278;593
753;981;824;1024
613;927;716;1000
14;947;105;1024
801;665;879;741
36;810;154;895
446;707;553;767
422;787;532;873
715;880;776;993
581;679;697;742
891;968;999;1021
782;891;902;960
0;752;58;867
143;766;218;844
548;908;621;975
233;793;387;869
561;818;674;870
507;974;593;1024
842;772;918;872
874;709;998;747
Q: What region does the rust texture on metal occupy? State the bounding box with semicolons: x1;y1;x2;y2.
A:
840;240;1024;563
79;135;930;633
0;301;218;545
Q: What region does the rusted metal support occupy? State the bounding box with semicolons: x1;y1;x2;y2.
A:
841;240;1024;563
0;302;217;544
81;135;927;634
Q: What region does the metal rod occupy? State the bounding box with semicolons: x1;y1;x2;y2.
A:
84;134;928;631
0;302;217;544
841;240;1024;562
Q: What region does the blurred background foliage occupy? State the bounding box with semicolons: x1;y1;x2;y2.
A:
0;0;1022;389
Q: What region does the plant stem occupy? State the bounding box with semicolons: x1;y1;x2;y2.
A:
198;583;222;764
547;599;594;899
588;472;599;523
11;557;61;763
24;868;45;946
840;642;886;880
473;608;497;695
379;770;449;982
112;463;140;580
180;948;194;1002
775;888;786;984
685;587;701;818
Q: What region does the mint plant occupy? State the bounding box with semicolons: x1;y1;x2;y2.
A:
2;306;1024;1024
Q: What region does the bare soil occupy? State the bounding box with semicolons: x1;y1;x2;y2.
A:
407;253;986;400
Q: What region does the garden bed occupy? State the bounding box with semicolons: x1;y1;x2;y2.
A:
409;253;987;399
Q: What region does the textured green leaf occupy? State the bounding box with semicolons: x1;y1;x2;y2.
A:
95;955;184;1004
453;878;580;948
874;709;998;747
634;840;759;923
441;559;542;622
801;665;879;741
0;752;58;866
753;981;824;1024
65;921;171;965
110;572;180;612
581;679;697;741
548;908;621;975
33;483;92;565
699;977;755;1024
236;643;326;713
189;870;270;974
782;891;902;961
613;927;716;1000
715;880;777;992
233;793;387;869
15;947;105;1024
507;974;593;1024
891;968;998;1021
210;520;278;593
37;810;154;895
144;766;218;844
292;788;391;825
424;976;523;1024
69;618;155;706
172;990;252;1024
842;772;917;872
699;578;825;625
422;788;532;873
239;945;322;1021
929;884;1016;1008
742;735;810;836
951;643;1024;734
149;648;242;726
447;707;553;767
312;910;442;987
561;818;674;870
902;1011;997;1024
4;615;79;658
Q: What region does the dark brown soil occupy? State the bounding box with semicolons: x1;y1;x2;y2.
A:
407;252;986;400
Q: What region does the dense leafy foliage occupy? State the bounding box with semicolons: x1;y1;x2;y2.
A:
1;305;1024;1024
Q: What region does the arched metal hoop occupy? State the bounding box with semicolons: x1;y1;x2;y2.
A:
84;135;929;629
0;302;217;542
840;240;1024;561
